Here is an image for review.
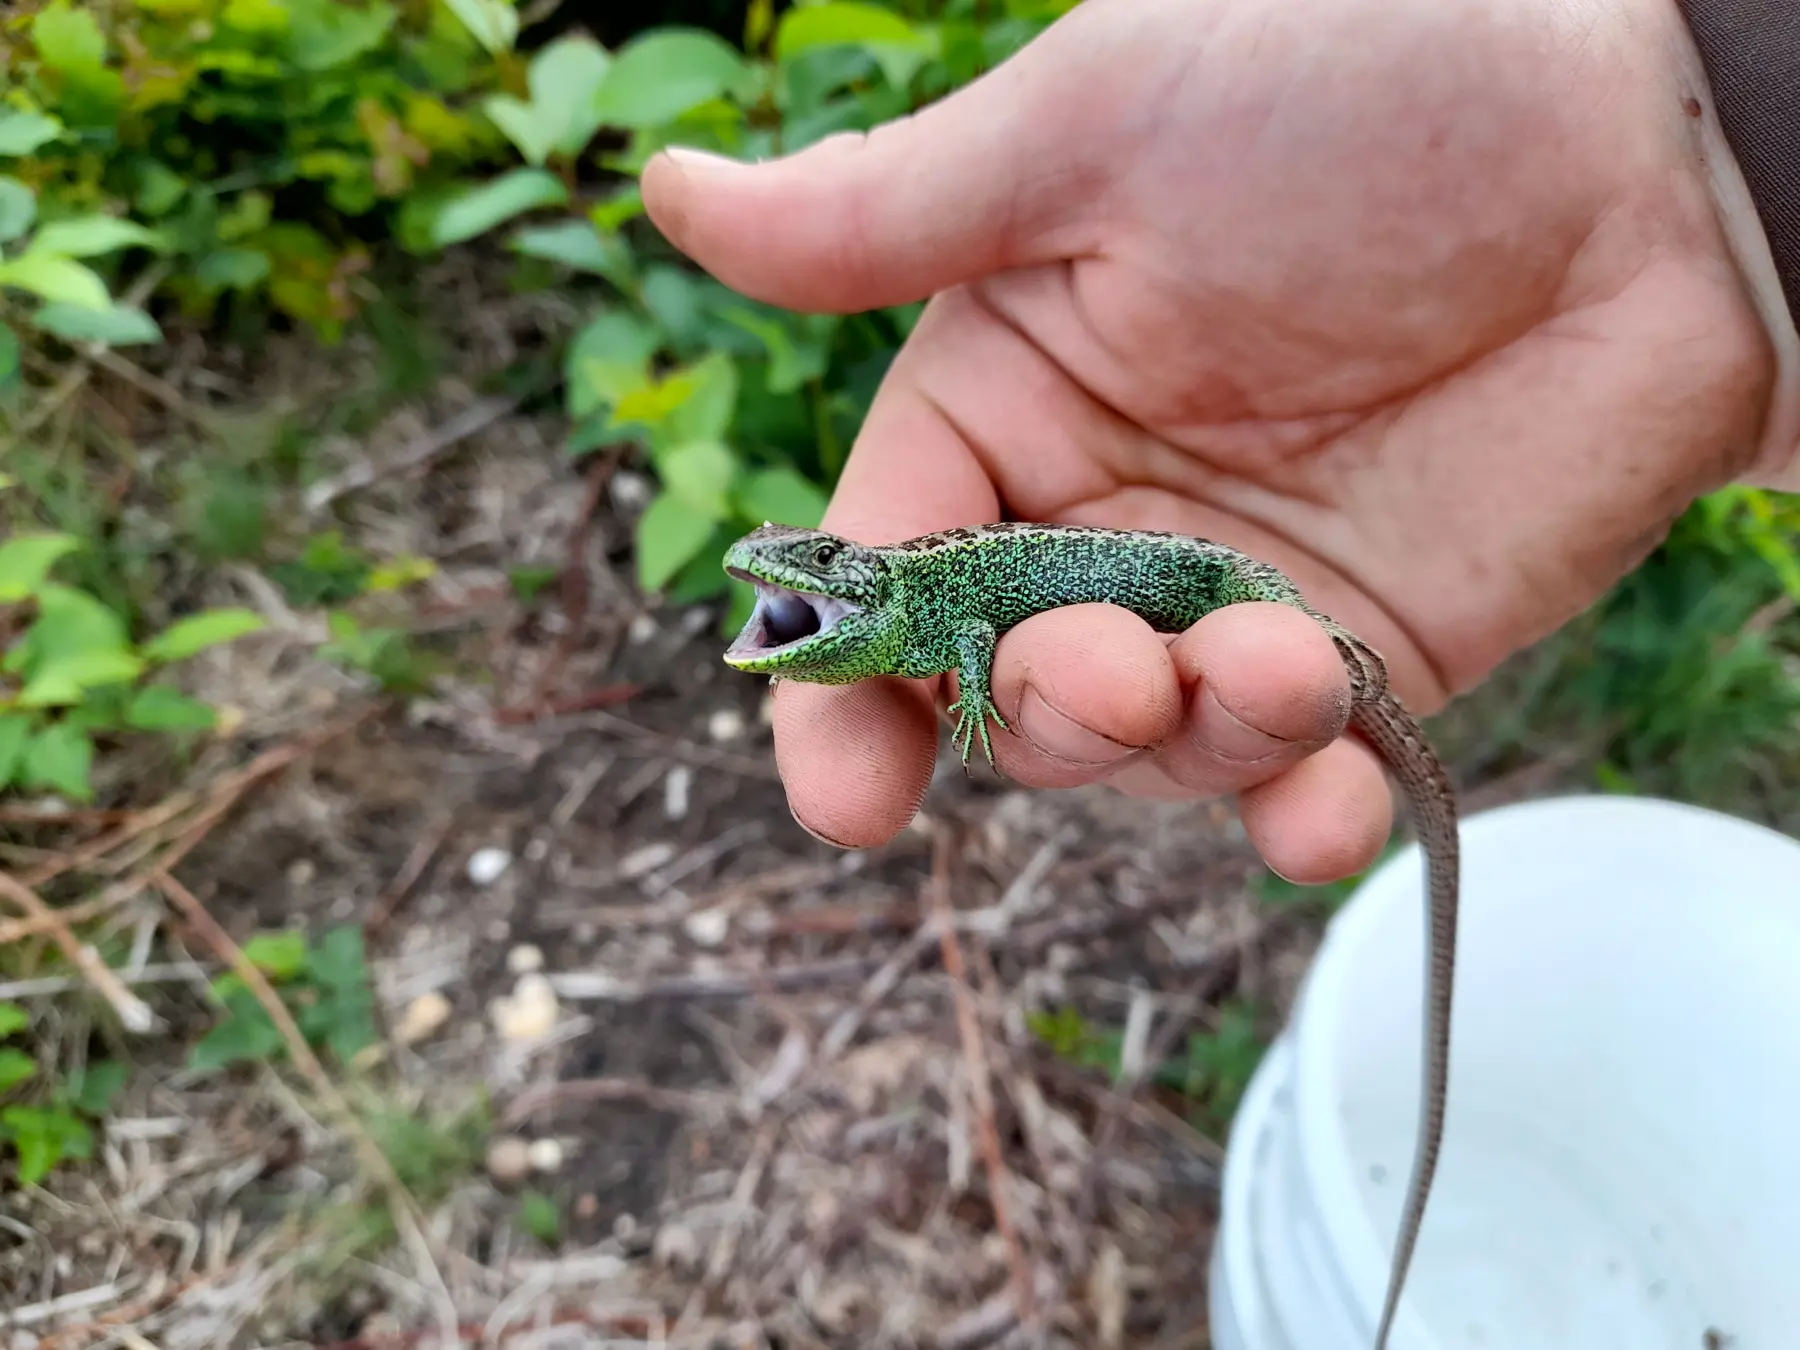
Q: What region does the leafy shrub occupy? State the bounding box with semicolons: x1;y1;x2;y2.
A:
0;529;265;802
1;0;512;341
0;1000;129;1184
426;0;1080;625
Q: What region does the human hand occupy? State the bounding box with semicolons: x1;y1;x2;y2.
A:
641;0;1773;869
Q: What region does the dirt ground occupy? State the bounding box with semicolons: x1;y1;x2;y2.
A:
0;268;1584;1349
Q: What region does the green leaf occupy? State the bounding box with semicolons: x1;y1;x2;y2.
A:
0;1050;35;1095
32;302;162;347
484;34;613;164
0;111;62;158
736;466;829;529
307;925;368;992
0;717;29;790
441;0;518;54
593;30;749;129
187;988;285;1073
0;1049;35;1097
509;221;633;284
590;186;645;233
21;724;94;802
10;583;129;665
68;1060;127;1117
0;533;80;602
658;439;737;517
32;1;107;72
519;1189;561;1244
244;930;308;982
564;310;660;420
27;217;161;259
0;326;18;393
286;0;396;70
140;608;267;663
0;178;36;244
775;2;938;88
196;249;272;293
663;352;739;444
124;686;218;731
430;169;568;247
2;1105;91;1184
17;649;145;707
636;491;719;592
718;307;831;392
0;252;110;310
0;1005;26;1039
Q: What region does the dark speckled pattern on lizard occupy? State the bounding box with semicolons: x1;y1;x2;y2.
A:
720;521;1457;1350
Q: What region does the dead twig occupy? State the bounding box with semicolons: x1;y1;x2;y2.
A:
303;393;520;512
363;814;454;943
149;867;461;1346
931;822;1035;1328
0;872;154;1032
502;1076;725;1126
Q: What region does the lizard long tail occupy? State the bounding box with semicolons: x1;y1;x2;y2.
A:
1351;692;1460;1350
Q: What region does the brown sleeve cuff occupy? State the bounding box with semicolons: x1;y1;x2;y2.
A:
1677;2;1800;328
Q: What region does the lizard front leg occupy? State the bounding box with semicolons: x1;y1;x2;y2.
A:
944;621;1007;769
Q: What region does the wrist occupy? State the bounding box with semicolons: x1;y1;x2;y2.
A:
1660;0;1800;489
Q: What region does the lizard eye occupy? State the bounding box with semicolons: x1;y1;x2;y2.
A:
811;542;840;567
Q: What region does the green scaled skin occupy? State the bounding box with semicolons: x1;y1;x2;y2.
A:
721;520;1387;767
722;520;1460;1350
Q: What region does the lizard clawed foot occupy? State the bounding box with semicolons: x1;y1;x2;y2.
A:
946;695;1007;771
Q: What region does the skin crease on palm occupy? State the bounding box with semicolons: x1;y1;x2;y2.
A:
639;0;1776;870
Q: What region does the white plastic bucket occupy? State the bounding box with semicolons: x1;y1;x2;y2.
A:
1209;794;1800;1349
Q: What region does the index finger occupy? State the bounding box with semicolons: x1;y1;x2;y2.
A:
769;316;1001;847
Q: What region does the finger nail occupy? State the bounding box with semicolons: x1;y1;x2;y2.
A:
1193;687;1320;764
661;146;741;172
790;805;854;850
1016;683;1138;766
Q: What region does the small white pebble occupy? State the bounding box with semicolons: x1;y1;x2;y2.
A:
678;606;712;637
527;1137;565;1173
393;991;452;1045
486;1136;531;1185
627;613;659;645
467;847;512;886
612;1210;636;1237
653;1223;700;1270
707;707;746;742
571;921;597;943
619;842;676;879
485;918;511;943
523;837;549;863
286;858;316;887
683;908;730;948
663;765;692;821
327;894;356;921
507;943;544;974
491;973;558;1042
610;469;652;511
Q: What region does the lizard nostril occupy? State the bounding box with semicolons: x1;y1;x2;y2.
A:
765;590;821;645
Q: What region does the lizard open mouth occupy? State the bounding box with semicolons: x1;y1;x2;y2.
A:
724;570;861;661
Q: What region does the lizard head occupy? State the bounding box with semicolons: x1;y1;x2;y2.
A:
722;524;893;677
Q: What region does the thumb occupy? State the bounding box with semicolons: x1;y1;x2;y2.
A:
639;30;1099;312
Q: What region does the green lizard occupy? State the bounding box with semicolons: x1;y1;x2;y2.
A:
720;520;1459;1350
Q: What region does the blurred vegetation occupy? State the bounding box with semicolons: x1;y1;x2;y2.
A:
2;0;1799;1167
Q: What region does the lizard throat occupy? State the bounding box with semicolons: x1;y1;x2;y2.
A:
724;571;862;663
